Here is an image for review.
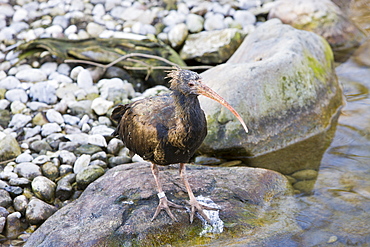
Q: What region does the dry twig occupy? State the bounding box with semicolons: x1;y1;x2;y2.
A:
64;53;212;77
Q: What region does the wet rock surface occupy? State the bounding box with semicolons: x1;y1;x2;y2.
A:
24;163;299;247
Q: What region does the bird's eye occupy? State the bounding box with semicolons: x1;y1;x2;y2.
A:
188;82;194;87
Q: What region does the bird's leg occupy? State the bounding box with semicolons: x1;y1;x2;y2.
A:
179;163;215;223
150;163;183;222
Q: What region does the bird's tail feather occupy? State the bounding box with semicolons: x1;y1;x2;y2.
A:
110;104;128;136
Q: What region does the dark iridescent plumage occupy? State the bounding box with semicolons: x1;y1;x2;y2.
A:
111;68;248;223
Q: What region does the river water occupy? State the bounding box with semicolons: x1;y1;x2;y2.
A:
291;3;370;244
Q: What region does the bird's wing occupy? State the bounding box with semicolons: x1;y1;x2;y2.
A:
114;94;177;162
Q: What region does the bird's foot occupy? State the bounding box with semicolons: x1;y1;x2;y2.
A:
151;192;183;222
187;197;219;224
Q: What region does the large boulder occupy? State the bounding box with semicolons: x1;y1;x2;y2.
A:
268;0;366;62
24;163;300;246
199;19;343;174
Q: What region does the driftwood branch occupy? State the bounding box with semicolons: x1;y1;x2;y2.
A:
64;53;212;74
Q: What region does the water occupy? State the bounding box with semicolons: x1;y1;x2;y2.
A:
291;57;370;246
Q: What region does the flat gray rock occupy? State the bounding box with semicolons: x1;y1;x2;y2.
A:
24;162;299;247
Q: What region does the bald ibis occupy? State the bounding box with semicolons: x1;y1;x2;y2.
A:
111;67;248;223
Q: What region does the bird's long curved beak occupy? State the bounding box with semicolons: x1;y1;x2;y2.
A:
197;83;249;134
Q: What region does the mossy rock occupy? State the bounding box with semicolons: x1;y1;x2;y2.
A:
198;19;343;174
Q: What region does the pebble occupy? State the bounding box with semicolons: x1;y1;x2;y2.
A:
186;14;204;33
31;176;56;203
88;134;107;147
46;109;65;124
33;155;51;165
59;150;77;166
5;212;22;239
9;114;32;129
91;97;113;115
29;140;52;153
14;162;42;180
13;195;28;214
0;76;20;90
291;169;318;180
77;69;93;90
15;69;47;82
41;123;62;136
73;154;91;174
233;10;256;27
40;62;58;76
0;217;5;233
107;138;124;155
76;165;105;189
327;235;338;244
5;88;28;103
29;81;58;104
204;13;226;31
0;190;12;208
163;10;186;27
23;128;40;143
8;177;30;187
98;77;135;102
168;23;189;49
0;99;10;109
89;125;114;136
25;198;57;225
16;153;34;163
86;22;105;37
59;165;73;176
13;8;28;22
10;101;27;114
108;156;131;167
56;173;76;200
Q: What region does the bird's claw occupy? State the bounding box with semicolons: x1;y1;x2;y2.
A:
187;198;218;224
151;196;183;222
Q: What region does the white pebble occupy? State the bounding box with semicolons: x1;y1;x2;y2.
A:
40;62;58;76
9;114;32;129
64;25;77;35
46;109;64;124
0;76;21;90
88;134;107;147
16;153;34;163
77;69;93;89
233;10;256;26
33;155;50;165
41;123;62;136
15;69;47;82
10;101;26;114
91;97;113;116
73;154;91;174
86;22;105;37
13;8;28;22
0;99;10;110
204;13;226;31
168;23;188;49
5;89;28;103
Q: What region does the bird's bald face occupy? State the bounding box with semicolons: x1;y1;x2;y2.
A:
168;68;203;96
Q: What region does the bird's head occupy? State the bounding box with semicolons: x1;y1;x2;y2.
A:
167;67;249;134
168;67;203;96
